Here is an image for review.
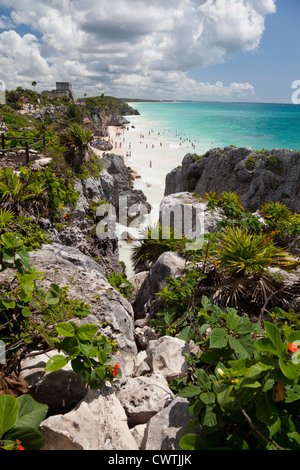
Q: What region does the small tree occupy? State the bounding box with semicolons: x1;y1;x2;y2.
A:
59;123;93;170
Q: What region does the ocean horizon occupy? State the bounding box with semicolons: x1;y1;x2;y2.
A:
128;101;300;155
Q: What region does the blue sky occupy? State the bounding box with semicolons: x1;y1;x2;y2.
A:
0;0;298;103
189;0;300;103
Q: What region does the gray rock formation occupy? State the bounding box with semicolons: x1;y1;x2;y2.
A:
141;397;200;450
40;386;139;450
115;374;174;427
159;192;224;239
28;244;137;356
165;147;300;212
146;336;189;382
91;107;130;127
133;251;186;320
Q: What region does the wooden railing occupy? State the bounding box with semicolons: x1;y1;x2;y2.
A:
0;134;46;164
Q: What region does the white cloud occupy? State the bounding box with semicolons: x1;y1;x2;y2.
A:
0;0;277;99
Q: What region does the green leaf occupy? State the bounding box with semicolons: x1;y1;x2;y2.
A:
15;395;48;430
279;358;300;381
285;385;300;403
0;395;19;438
256;394;281;438
200;391;215;405
255;337;279;356
22;307;32;318
216;384;233;407
226;310;240;331
201;296;213;311
195;369;211;389
228;336;252;359
178;325;193;342
264;321;283;354
1;299;15;309
179;434;204;450
245;362;273;379
45;354;68;372
202;405;218;429
76;324;98;341
45;291;59;306
56;322;76;337
97;349;107;364
178;383;201;398
209;328;228;349
5;426;46;450
17;250;30;269
226;434;249;450
80;342;98;359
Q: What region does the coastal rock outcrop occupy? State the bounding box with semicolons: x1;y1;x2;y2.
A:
91;107;130;127
165;147;300;212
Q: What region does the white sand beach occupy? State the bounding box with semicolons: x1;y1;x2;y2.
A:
92;114;195;276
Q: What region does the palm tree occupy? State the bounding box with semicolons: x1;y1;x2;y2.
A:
58;123;93;170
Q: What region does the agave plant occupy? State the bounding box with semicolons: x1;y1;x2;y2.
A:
59;123;93;170
198;227;299;313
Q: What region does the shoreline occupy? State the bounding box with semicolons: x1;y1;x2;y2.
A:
92;113;195;277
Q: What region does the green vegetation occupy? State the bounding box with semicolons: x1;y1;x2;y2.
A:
0;232;121;451
108;271;134;299
131;223;187;272
140;190;300;450
0;394;48;450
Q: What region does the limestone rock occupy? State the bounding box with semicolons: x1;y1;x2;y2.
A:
115;374;174;427
141;397;199;450
146;336;189;382
165;147;300;213
159;192;224;238
133;251;186;320
40;386;139;450
19;351;88;415
28;244;137;353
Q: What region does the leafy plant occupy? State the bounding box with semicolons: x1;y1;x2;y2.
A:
212;227;295;276
131;223;187;272
0;233;120;396
0;209;15;232
0;394;48;450
177;299;300;450
45;321;121;389
108;271;134;299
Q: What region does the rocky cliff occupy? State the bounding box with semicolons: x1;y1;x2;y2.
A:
165;146;300;212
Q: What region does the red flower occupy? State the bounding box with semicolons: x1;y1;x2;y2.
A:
288;343;299;354
15;440;24;450
112;363;120;377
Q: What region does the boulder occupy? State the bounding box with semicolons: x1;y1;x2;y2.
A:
159;192;224;238
19;351;88;415
133;251;186;320
40;386;139;450
141;397;200;450
146;336;189;382
28;244;137;356
115;374;174;427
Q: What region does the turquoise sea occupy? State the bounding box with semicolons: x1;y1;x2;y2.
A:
129;101;300;154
